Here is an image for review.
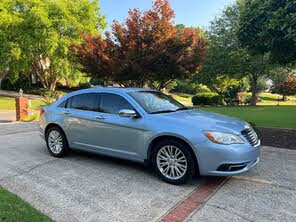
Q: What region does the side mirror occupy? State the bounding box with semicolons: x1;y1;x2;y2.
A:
119;109;137;118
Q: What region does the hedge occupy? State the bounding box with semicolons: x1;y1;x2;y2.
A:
192;92;223;106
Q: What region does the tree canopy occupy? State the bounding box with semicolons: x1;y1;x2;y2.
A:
197;1;270;105
239;0;296;64
0;0;106;90
74;0;207;90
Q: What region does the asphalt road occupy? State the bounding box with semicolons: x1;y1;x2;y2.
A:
0;122;295;222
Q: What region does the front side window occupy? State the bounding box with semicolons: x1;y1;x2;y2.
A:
69;93;98;111
58;99;67;108
100;93;134;115
128;91;187;114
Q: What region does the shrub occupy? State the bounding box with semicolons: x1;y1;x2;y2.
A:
192;92;223;106
244;95;252;105
78;82;91;89
1;76;32;91
171;80;211;95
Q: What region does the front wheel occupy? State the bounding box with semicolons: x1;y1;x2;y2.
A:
45;126;68;157
152;139;195;185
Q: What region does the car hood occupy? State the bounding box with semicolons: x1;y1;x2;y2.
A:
155;109;249;134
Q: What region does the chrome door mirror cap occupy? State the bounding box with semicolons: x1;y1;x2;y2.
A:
119;109;137;118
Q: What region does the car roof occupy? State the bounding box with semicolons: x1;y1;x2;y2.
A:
66;87;155;96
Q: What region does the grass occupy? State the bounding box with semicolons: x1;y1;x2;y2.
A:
0;186;53;222
256;93;296;106
171;92;296;106
170;92;296;128
0;96;45;110
197;106;296;129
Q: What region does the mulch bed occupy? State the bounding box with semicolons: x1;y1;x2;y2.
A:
256;127;296;150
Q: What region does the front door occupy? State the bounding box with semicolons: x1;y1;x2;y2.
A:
86;93;145;161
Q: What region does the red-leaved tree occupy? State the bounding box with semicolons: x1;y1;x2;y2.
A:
74;0;207;90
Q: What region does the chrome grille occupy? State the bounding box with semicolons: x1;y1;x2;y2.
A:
241;128;259;147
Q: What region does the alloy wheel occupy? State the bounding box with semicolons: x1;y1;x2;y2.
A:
156;145;188;180
48;130;63;154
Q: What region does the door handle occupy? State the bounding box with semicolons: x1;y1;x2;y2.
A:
63;111;71;115
95;116;105;120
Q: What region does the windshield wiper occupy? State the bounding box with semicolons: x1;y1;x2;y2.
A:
150;110;176;114
175;107;189;111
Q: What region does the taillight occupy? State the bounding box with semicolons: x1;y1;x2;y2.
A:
40;108;45;116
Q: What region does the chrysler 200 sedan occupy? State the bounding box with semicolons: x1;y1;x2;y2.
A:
39;88;260;184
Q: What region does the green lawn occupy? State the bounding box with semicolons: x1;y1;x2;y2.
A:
0;96;44;110
0;187;53;222
197;106;296;129
171;92;296;106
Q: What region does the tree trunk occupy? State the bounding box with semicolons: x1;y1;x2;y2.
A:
251;75;258;106
49;80;57;91
282;94;287;101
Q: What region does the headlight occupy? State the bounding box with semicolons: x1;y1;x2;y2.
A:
203;131;244;145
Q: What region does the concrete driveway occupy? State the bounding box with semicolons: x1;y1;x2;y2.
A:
0;123;295;222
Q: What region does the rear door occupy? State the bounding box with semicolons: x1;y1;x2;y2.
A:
62;93;101;149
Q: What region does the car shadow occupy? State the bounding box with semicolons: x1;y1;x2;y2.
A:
61;148;224;186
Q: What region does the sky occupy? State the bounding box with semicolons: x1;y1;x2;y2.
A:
100;0;234;31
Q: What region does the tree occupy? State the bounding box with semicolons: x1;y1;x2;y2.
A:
199;2;270;105
239;0;296;64
74;0;207;90
270;66;296;100
0;0;106;91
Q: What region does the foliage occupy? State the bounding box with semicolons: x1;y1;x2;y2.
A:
192;92;223;106
202;2;270;106
270;66;296;100
1;76;32;91
245;95;252;105
78;82;92;89
196;73;246;96
239;0;296;64
226;77;250;99
0;0;106;91
272;77;296;100
43;90;60;105
253;77;270;93
237;92;251;105
170;79;210;94
74;0;207;90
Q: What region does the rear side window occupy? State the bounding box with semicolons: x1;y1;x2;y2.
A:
69;93;98;111
100;93;134;115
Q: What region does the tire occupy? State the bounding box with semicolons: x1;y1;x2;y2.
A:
151;139;195;185
45;126;69;157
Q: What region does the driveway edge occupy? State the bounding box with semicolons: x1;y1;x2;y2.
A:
159;177;230;222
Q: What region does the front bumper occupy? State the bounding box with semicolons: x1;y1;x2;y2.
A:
194;139;261;176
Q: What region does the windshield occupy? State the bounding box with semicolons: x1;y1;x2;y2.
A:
128;91;187;114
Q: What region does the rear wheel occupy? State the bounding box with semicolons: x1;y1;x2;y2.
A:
45;126;68;157
152;139;195;185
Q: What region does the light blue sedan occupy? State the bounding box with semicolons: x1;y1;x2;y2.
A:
39;88;260;184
